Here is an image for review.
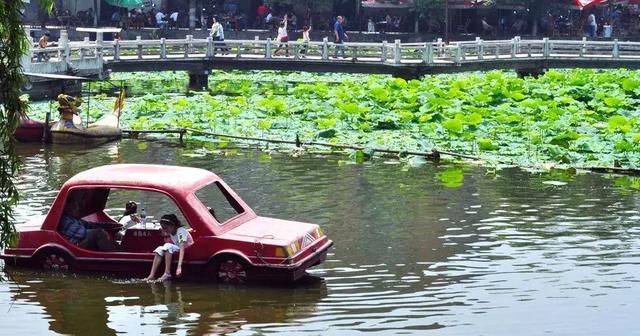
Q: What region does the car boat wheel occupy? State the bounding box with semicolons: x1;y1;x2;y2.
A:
42;253;71;271
217;259;247;284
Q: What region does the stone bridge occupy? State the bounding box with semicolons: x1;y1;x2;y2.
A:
23;29;640;95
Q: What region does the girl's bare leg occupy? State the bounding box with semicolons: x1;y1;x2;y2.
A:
163;252;173;275
143;253;162;281
157;253;173;281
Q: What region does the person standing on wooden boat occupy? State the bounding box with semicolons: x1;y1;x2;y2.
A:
57;94;82;128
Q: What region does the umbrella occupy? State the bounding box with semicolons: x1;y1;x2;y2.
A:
104;0;144;8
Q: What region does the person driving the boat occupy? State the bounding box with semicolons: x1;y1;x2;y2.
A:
59;196;122;252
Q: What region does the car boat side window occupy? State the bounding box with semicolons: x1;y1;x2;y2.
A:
103;188;189;228
195;182;244;225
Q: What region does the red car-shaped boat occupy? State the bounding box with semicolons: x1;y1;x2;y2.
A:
1;164;333;284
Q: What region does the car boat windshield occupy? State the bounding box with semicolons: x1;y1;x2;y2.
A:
195;181;245;225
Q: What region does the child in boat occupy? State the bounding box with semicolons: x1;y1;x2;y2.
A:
143;214;193;282
115;201;140;241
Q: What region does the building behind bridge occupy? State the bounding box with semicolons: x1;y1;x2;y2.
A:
21;1;640;40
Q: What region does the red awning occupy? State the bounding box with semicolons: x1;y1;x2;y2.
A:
575;0;606;8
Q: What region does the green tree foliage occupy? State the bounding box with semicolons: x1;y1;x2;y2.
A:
0;0;53;248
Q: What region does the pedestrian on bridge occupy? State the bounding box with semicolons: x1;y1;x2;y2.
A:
274;14;289;57
334;16;348;58
36;32;51;62
156;11;168;30
169;11;179;30
210;16;229;55
587;12;598;38
300;25;311;57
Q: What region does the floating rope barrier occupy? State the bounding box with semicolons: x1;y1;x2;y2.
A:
122;128;455;161
121;128;640;176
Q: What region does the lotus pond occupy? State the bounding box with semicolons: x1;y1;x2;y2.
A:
28;69;640;170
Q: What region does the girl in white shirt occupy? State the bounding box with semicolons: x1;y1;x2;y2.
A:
115;201;140;241
273;14;289;56
301;25;311;57
210;16;229;54
118;201;140;228
143;214;194;282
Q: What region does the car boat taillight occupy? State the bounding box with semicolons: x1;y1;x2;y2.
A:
274;227;326;259
275;247;288;257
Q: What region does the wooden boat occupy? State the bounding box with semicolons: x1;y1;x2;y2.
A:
16;73;122;144
49;91;124;145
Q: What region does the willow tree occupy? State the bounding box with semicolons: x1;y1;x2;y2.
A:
0;0;53;248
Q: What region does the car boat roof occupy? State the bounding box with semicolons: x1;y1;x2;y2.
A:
65;164;217;194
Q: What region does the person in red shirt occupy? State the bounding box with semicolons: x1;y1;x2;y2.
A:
257;2;269;26
257;3;269;17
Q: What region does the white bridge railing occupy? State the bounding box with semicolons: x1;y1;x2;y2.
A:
23;30;640;76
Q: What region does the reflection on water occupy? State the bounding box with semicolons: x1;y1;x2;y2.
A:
2;140;640;335
2;270;326;336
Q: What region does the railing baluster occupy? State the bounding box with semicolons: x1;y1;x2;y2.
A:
322;37;328;60
254;35;260;54
60;30;69;62
136;36;143;60
543;38;550;58
613;39;619;59
80;37;89;59
95;31;103;60
580;37;586;57
266;38;272;59
394;39;401;64
455;43;462;64
184;35;192;58
205;36;212;58
381;40;387;62
161;38;167;59
424;43;433;65
236;41;242;58
114;39;120;61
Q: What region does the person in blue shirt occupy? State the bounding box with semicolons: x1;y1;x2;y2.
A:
59;199;122;252
334;15;349;58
